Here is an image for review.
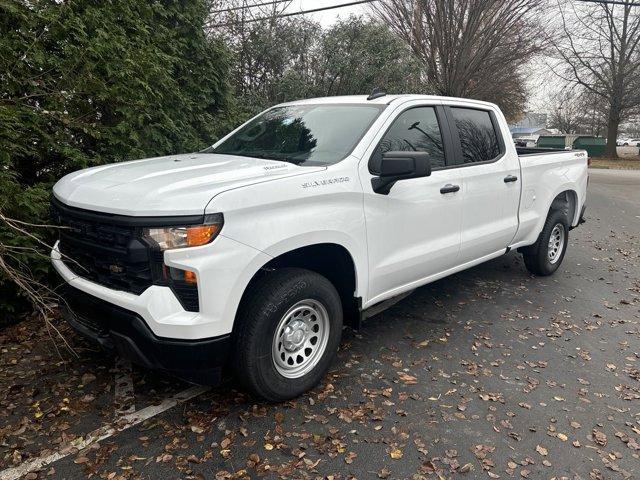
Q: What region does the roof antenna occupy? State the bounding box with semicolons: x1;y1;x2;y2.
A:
367;87;387;101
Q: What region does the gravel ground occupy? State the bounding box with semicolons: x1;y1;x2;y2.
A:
0;168;638;480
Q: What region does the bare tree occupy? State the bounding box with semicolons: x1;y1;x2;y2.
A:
372;0;547;121
207;1;295;92
552;0;640;157
206;2;422;112
547;86;608;135
0;213;77;354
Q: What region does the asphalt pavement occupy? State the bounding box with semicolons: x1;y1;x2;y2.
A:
1;168;638;479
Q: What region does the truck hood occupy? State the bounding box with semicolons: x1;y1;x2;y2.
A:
53;153;325;216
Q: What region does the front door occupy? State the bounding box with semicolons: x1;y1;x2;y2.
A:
361;104;464;305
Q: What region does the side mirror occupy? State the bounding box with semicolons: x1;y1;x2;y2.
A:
370;151;431;195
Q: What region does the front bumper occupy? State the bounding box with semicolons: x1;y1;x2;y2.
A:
60;284;230;384
51;236;271;339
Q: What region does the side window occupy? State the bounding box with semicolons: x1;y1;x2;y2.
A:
373;107;446;169
450;108;501;163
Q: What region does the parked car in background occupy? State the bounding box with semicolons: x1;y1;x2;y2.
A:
617;137;640;146
514;137;537;148
51;94;588;401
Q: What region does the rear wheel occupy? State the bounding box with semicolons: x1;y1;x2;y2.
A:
522;209;569;276
233;268;343;402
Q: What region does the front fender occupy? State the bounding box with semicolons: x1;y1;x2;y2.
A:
259;231;366;299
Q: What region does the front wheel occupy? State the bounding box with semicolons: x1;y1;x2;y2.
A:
522;209;569;276
233;268;343;402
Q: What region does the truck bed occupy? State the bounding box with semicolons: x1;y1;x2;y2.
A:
510;147;588;249
516;147;572;156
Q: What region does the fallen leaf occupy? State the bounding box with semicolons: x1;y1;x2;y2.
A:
397;372;417;385
593;429;607;446
389;448;403;459
378;467;391;479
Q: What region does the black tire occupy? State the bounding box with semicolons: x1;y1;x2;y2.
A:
233;268;343;402
522;209;569;276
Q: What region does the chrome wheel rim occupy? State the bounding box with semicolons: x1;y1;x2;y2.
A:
548;223;565;264
272;299;330;379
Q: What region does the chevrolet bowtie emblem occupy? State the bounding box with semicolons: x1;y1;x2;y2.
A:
109;264;124;274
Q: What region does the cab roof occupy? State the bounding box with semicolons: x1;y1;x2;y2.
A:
281;94;409;105
279;94;498;110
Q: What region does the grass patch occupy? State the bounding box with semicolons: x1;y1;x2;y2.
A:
589;157;640;170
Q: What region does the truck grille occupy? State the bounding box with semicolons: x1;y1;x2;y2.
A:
52;199;153;295
51;198;201;311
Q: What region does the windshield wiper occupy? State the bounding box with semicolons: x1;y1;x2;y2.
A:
253;152;290;161
204;150;296;163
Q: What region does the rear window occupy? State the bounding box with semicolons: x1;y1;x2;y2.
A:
450;108;501;163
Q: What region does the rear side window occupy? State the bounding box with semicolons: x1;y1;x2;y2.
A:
373;107;446;169
450;108;501;163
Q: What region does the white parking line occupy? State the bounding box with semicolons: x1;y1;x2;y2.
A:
0;386;209;480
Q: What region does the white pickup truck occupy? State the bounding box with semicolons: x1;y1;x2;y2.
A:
51;94;587;401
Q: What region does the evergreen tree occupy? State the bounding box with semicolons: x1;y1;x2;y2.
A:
0;0;231;321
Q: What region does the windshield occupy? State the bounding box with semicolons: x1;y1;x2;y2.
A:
205;104;385;166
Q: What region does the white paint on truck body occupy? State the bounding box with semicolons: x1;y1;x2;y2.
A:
52;95;588;340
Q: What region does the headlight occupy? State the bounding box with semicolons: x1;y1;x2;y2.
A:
143;214;223;251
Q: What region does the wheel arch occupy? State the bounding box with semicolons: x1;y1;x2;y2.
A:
234;241;363;331
549;189;578;226
516;186;579;252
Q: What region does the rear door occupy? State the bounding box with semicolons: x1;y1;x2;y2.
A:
360;102;464;305
443;105;520;263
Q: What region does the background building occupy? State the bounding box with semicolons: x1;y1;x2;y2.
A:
509;112;550;146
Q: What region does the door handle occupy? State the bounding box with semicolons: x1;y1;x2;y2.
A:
504;175;518;183
440;184;460;194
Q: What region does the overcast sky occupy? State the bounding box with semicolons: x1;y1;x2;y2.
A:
282;0;371;26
